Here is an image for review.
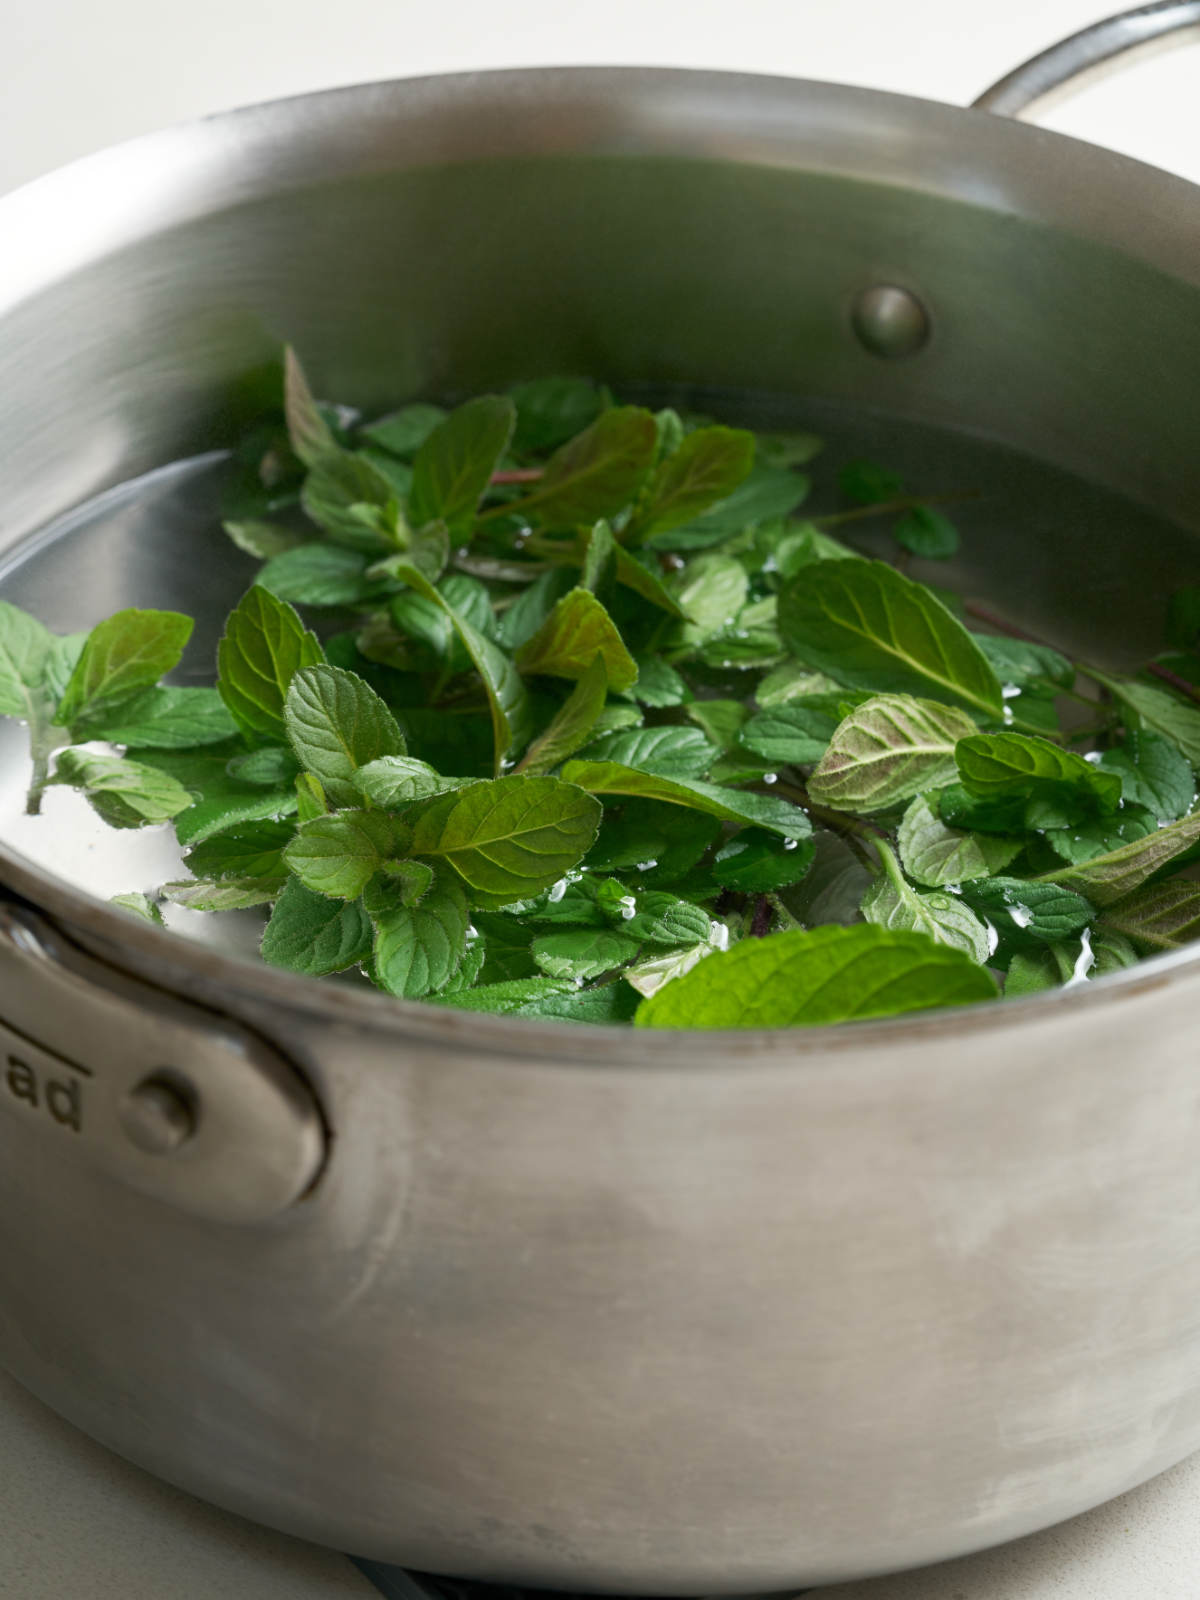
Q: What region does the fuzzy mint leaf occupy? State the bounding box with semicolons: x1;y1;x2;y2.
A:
533;927;642;980
185;818;293;883
896;793;1022;887
515;588;639;692
959;877;1095;945
635;925;997;1029
162;877;280;912
110;891;164;924
80;686;238;749
1040;804;1158;865
1033;809;1200;906
174;790;299;847
1097;730;1195;822
621;891;711;948
808;694;977;815
367;870;470;997
778;559;1004;719
353;756;469;808
956;732;1121;815
217;587;325;741
497;407;657;528
284;664;406;807
227;746;301;788
624;425;755;544
861;845;991;964
408;774;602;903
57;608;192;729
390;562;532;776
579;725;718;781
515;656;608;777
261;878;373;975
408;395;515;536
283;810;398;899
425;975;575;1014
1098;880;1200;952
52;749;194;829
561;759;811;840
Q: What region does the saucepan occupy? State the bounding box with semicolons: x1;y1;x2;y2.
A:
1;4;1199;1591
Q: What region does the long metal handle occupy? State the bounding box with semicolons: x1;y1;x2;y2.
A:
972;1;1200;119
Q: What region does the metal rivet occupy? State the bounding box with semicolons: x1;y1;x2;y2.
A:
851;284;931;359
119;1075;196;1156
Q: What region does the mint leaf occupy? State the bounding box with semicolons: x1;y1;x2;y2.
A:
515;588;638;692
621;891;711;948
409;395;515;535
284;664;406;806
353;756;468;808
626;656;688;708
1098;881;1200;952
533;927;642;979
1096;675;1200;766
712;828;814;892
426;976;575;1014
778;560;1004;719
973;634;1074;691
52;749;194;829
740;701;842;766
896;794;1022;887
217;587;325;740
300;451;404;552
408;775;602;902
579;725;717;780
839;460;903;504
672;555;748;645
185;818;293;882
81;686;238;749
612;546;688;618
0;601;53;716
1040;805;1158;864
226;746;301;787
624;941;715;999
510;377;605;454
175;790;299;847
515;656;608;777
650;464;809;548
1034;810;1200;905
283;810;398;899
513;983;639;1024
257;544;393;608
808;694;977;814
1097;731;1195;822
960;877;1095;945
162;877;280;911
284;345;339;468
110;891;164;924
361;403;447;458
893;506;958;560
635;926;997;1028
224;520;309;560
624;425;755;543
503;407;657;528
57;608;192;729
261;878;372;975
561;760;811;840
861;845;991;963
956;732;1121;814
368;870;470;997
579;519;618;594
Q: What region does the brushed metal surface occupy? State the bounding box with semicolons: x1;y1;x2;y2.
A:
1;63;1200;1593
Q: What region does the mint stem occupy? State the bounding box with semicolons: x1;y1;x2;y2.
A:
26;752;49;815
1147;662;1200;706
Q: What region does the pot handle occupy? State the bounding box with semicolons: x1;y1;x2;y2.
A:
0;895;326;1223
972;1;1200;119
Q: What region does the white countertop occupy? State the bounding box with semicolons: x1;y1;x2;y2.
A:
4;1;1200;1595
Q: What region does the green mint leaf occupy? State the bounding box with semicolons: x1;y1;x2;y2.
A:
381;858;434;907
561;760;811;840
626;656;688;708
409;395;516;536
755;430;823;469
808;694;977;814
408;775;602;902
296;771;328;823
754;663;841;707
533;927;642;980
79;686;239;749
495;567;577;651
621;891;711;948
0;601;53;716
649;464;809;549
283;810;398;899
513;982;639;1024
57;608;193;729
612;546;688;618
1094;674;1200;766
956;732;1121;814
504;407;657;528
301;452;404;553
739;697;853;766
635;925;997;1029
778;560;1004;718
959;877;1095;945
672;554;748;645
257;544;394;608
937;782;1042;835
580;519;617;594
1004;949;1060;997
260;878;372;975
391;563;532;776
367;870;470;997
353;756;468;808
579;725;717;780
515;656;608;777
624;941;715;999
162;877;280;911
283;346;339;468
521;876;609;927
109;891;164;924
226;746;301;788
838;460;903;504
361;403;448;459
1040;804;1158;864
470;911;538;983
896;794;1023;887
426;975;575;1014
1097;730;1196;822
217;587;325;740
515;588;639;692
52;749;194;829
509;377;606;454
624;425;755;544
389;572;495;667
175;790;299;847
1098;880;1200;952
223;520;309;560
687;699;750;752
284;664;406;807
712;828;815;893
589;798;723;884
1033;810;1200;905
185;818;293;882
893;506;958;560
972;634;1075;691
862;845;991;963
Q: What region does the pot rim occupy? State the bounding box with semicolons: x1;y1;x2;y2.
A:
2;63;1198;1060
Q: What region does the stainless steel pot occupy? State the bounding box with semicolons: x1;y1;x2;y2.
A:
2;7;1200;1592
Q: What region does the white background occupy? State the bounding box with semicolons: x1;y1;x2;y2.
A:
4;1;1200;1596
